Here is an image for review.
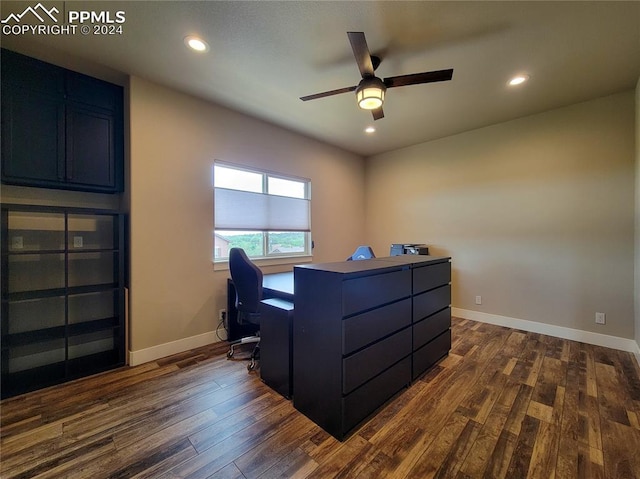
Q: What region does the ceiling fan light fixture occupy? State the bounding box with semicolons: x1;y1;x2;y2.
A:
356;77;386;110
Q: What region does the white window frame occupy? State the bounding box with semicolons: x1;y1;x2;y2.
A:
213;161;312;266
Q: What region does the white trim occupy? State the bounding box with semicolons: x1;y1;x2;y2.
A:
453;308;640;355
129;331;222;366
213;254;312;271
130;308;640;367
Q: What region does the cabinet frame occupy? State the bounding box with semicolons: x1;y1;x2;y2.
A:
1;204;126;398
0;48;124;193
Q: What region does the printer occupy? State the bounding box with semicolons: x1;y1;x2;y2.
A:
390;243;429;256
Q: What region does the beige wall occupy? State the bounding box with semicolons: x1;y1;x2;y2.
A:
636;77;640;347
365;91;636;339
129;76;365;353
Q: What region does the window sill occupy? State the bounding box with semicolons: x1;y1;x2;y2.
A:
213;255;313;271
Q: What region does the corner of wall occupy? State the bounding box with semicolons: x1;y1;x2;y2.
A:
635;75;640;362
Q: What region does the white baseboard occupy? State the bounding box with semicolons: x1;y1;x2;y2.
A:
453;308;640;355
129;309;640;368
129;331;223;366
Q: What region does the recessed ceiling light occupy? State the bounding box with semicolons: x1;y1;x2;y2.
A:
509;74;529;86
185;36;209;52
365;126;376;134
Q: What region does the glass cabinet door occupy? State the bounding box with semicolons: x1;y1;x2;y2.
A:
2;205;125;398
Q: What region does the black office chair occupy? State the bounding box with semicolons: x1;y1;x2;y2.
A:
227;247;262;371
347;245;376;261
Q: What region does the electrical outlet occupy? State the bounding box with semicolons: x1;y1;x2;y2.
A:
219;309;226;322
475;295;482;305
595;312;606;324
73;236;83;248
11;236;23;250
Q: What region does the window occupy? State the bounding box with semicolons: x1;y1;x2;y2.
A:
214;162;311;261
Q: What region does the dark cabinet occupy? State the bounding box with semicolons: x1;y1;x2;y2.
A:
1;49;123;193
293;260;414;440
293;256;451;440
1;204;126;398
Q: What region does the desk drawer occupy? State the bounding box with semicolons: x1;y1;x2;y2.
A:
343;269;411;316
343;298;411;355
413;285;451;322
413;261;451;295
413;307;451;350
343;327;411;394
413;329;451;380
343;356;411;436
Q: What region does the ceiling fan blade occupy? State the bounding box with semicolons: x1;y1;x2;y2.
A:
372;107;384;120
384;69;454;88
300;85;357;101
347;31;374;78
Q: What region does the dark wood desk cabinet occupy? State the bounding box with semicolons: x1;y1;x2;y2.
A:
293;256;451;440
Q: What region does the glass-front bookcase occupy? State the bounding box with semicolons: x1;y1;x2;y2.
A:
1;204;125;398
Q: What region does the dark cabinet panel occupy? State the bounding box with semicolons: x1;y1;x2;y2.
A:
342;298;411;355
342;268;410;316
2;89;65;182
66;71;119;110
342;326;411;394
343;357;411;433
1;49;124;193
413;261;452;294
413;330;451;380
413;307;451;350
66;105;116;188
1;49;65;95
413;284;451;322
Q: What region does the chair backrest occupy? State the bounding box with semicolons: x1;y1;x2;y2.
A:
229;248;263;324
347;245;376;261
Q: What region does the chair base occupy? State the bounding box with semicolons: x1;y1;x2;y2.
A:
227;335;260;371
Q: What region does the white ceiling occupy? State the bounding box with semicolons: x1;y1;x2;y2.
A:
2;1;639;156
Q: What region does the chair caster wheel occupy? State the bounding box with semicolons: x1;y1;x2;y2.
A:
247;362;256;371
227;350;234;359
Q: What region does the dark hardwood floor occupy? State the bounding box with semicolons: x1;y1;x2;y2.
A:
2;318;640;478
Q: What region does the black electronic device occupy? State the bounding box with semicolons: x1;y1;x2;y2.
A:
390;243;429;256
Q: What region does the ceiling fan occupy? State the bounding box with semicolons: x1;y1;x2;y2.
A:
300;32;453;120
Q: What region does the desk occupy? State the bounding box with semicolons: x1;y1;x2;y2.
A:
226;272;294;341
262;272;294;301
226;271;295;398
227;256;451;440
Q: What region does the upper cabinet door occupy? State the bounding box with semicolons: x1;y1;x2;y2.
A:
0;49;124;193
1;50;66;185
66;104;116;189
2;87;65;183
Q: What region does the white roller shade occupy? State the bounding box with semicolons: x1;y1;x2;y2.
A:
215;187;310;231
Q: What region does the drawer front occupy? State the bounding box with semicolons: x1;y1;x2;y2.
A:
343;327;411;394
343;356;411;437
343;269;411;316
343;298;411;355
413;261;451;294
413;285;451;322
413;329;451;380
413;308;451;350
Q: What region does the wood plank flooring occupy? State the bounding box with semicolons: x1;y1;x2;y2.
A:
2;317;640;478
